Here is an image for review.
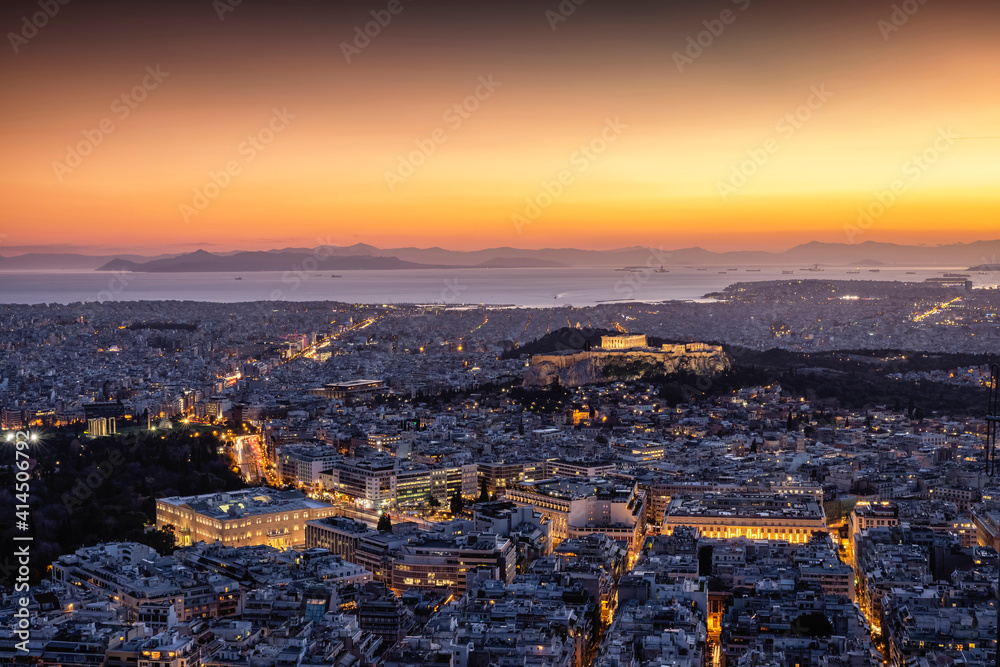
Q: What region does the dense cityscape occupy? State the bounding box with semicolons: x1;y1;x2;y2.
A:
1;280;999;667
4;0;1000;665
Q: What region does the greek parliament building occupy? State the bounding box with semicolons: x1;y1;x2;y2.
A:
156;488;337;549
661;494;827;543
503;477;646;549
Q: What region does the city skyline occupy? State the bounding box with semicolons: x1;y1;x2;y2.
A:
4;3;1000;664
2;0;999;254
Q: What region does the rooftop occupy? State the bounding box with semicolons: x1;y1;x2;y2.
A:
158;487;333;519
666;494;824;520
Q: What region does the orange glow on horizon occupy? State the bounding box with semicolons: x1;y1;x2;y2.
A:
1;1;998;254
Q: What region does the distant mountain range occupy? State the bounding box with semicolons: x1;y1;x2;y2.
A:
93;249;567;272
1;240;999;272
97;250;442;272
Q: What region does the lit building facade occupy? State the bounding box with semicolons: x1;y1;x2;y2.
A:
600;334;648;350
972;503;1000;551
395;462;477;506
87;417;116;436
661;494;827;543
156;487;337;549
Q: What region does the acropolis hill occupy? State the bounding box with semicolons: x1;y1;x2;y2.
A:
523;334;730;387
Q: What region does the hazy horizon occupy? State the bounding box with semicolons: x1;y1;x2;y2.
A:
4;237;1000;260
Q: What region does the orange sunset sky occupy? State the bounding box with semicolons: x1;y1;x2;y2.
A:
0;0;998;255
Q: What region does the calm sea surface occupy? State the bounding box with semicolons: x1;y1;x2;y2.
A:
0;267;987;307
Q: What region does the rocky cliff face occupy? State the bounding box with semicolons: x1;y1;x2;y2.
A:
523;347;730;387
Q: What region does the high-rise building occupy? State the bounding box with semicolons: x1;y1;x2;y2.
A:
395;461;477;506
391;531;516;596
504;477;646;548
319;457;397;508
305;516;417;585
277;442;341;486
1;407;25;430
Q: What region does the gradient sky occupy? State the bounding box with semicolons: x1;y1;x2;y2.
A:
1;0;998;255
